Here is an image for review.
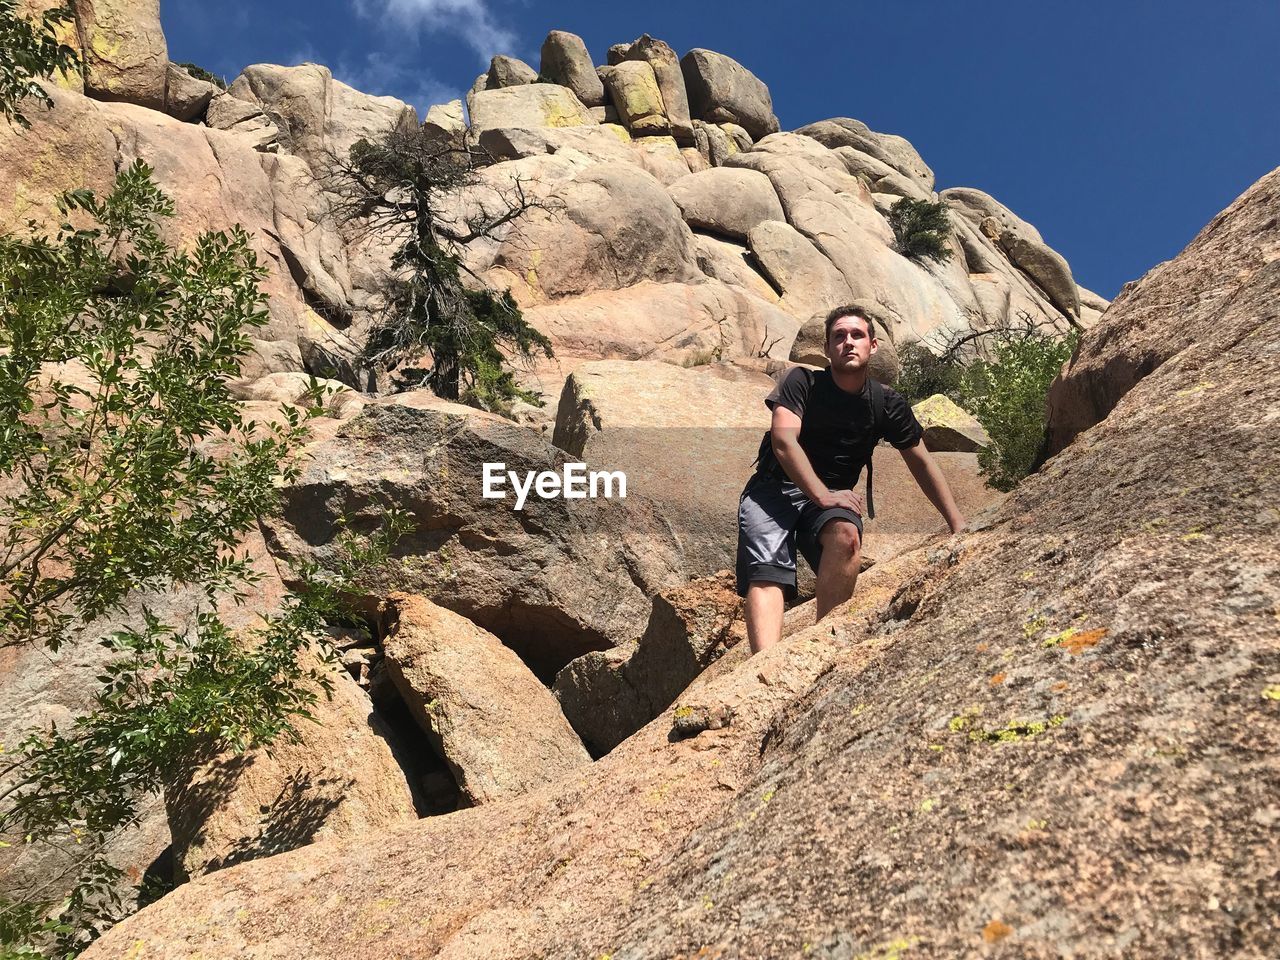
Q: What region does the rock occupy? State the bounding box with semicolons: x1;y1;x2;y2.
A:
629;135;691;185
697;118;737;166
491;161;700;301
475;124;633;167
486;54;537;88
227;371;364;420
552;360;774;573
227;63;418;171
693;234;778;303
621;34;694;144
164;655;416;881
680;48;780;141
788;308;901;385
831;145;929;200
1044;164;1280;458
465;70;487;120
989;222;1081;318
747;219;854;319
598;60;669;136
667;167;784;241
381;593;590;804
74;0;168;110
468;82;596;134
422;99;465;143
515;278;798;371
941;186;1044;244
719;122;753;152
539;29;606;107
912;394;991;452
681;145;709;174
164;62;216;122
205;92;279;149
554;572;744;755
261;400;686;676
795;118;935;190
17;1;83;92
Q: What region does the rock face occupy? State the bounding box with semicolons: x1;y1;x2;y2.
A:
666;167;785;241
551;360;774;574
620;35;695;144
261;397;686;676
1043;165;1280;460
468;82;597;133
381;594;590;804
73;0;169;109
912;394;991;452
164;656;417;881
554;572;744;755
598;60;669;135
86;165;1280;960
164;62;216;121
539;29;606;107
680;48;780;140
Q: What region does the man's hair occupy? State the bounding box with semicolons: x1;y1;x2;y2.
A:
824;305;876;342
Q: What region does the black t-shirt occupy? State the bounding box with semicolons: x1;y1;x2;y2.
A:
762;367;923;488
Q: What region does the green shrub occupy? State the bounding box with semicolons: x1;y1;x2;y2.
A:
959;330;1079;491
0;0;80;127
0;162;404;956
888;198;953;264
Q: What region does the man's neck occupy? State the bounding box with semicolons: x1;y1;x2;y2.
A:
829;365;869;395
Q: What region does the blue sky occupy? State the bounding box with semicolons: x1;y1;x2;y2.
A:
162;0;1280;300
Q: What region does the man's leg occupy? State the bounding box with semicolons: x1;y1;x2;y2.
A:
745;581;786;655
814;519;862;621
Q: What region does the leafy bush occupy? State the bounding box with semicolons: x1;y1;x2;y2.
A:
958;330;1079;491
0;162;403;956
0;0;79;127
175;61;227;90
888;198;953;264
894;341;964;405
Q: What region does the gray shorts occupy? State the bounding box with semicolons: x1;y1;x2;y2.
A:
735;473;863;600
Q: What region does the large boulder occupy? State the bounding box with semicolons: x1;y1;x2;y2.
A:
18;1;83;92
552;360;773;574
381;594;590;805
831;145;930;200
554;572;744;755
747;219;854;318
629;135;694;185
666;167;785;241
988;221;1082;319
680;48;780;141
164;655;417;881
261;397;686;676
486;54;537;89
620;35;694;144
73;0;168;109
490;161;701;301
476;124;634;165
912;394;991;452
164;62;217;122
539;29;606;107
796;117;935;191
598;60;669;136
1044;164;1280;459
468;82;596;134
226;63;418;171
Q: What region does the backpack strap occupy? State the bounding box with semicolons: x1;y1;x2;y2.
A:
864;378;887;520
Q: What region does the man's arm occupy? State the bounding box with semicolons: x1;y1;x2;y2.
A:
899;441;965;533
770;406;865;515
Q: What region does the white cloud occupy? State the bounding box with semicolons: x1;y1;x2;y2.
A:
352;0;517;61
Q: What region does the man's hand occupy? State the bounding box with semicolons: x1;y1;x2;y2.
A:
817;488;865;516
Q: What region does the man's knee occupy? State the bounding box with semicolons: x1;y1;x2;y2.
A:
819;519;861;557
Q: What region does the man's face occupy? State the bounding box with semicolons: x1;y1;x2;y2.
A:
826;314;878;374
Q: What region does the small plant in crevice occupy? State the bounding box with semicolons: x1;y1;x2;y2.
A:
888;198;954;264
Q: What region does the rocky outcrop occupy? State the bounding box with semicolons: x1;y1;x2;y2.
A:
680;48;780;140
381;594;590;804
164;61;216;121
468;82;597;134
554;572;744;755
912;394;991;452
73;0;168;109
261;397;686;676
164;655;416;881
539;30;606;107
666;167;785;241
619;34;695;144
88;163;1280;960
598;60;669;136
797;117;935;190
1043;166;1279;459
486;54;537;89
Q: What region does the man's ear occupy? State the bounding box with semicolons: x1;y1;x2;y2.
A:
869;336;879;355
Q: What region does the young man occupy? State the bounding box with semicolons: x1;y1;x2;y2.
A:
736;305;966;654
